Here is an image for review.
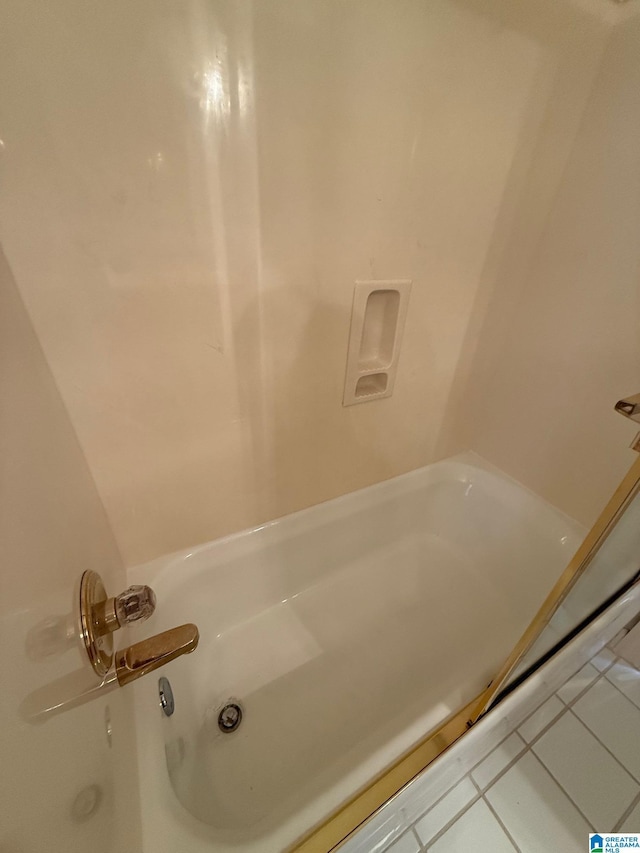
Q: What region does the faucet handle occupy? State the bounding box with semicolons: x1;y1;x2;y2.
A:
79;571;161;680
114;585;157;626
115;623;199;686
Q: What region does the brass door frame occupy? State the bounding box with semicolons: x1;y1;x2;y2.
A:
470;452;640;723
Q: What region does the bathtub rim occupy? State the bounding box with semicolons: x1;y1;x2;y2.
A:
129;450;588;853
132;450;585;600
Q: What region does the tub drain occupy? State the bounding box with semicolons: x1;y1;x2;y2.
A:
158;676;175;717
218;702;243;733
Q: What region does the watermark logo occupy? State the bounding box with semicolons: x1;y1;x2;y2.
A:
590;834;640;851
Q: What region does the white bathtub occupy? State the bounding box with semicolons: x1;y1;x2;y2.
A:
130;453;585;853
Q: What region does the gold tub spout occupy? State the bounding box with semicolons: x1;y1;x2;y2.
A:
115;623;199;687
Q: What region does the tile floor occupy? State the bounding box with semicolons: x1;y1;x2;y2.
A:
343;644;640;852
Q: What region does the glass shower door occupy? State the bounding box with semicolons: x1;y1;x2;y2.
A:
471;430;640;721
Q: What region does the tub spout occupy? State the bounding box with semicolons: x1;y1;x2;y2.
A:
115;624;199;686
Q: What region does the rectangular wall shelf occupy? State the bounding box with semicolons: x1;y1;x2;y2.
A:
343;280;411;406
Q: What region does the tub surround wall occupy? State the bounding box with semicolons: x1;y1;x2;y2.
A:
0;245;123;617
0;247;142;851
0;0;614;566
447;14;640;527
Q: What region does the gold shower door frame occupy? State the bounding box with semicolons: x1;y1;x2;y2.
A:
294;453;640;853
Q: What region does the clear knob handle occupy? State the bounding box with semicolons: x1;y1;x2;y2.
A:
114;585;156;626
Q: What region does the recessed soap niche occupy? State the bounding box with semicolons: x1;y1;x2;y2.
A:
343;280;411;406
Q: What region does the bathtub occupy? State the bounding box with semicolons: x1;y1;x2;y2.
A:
130;452;585;853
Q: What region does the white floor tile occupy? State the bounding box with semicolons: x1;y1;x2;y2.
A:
557;663;600;704
485;752;590;853
471;733;526;791
606;661;640;710
532;711;638;827
591;648;617;672
386;831;420;853
429;800;516;853
414;777;477;846
574;678;640;782
518;695;564;743
619;800;640;833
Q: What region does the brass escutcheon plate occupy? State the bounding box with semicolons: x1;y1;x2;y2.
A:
79;570;114;679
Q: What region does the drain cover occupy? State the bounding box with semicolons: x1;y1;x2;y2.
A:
218;702;243;733
158;676;175;717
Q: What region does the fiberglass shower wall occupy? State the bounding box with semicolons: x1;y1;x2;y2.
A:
448;9;640;532
0;0;634;573
0;247;143;848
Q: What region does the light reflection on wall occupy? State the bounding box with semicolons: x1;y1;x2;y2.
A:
146;151;165;172
197;57;230;124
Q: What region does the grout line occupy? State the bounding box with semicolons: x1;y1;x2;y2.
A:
602;655;622;674
429;662;634;850
413;744;531;848
524;670;609;751
601;659;640;713
609;630;629;648
481;792;523;853
469;777;481;794
558;656;600;689
408;726;524;829
614;788;640;832
472;737;529;794
528;750;595;829
567;706;640;786
410;825;426;852
399;827;419;843
513;653;603;738
379;649;633;852
565;708;639;822
398;723;537;838
404;774;474;828
517;675;597;749
519;700;567;749
388;826;420;852
597;653;618;676
415;785;483;850
511;691;556;732
419;660;602;812
434;663;609;804
555;667;601;707
524;663;640;826
465;728;525;778
554;672;604;714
